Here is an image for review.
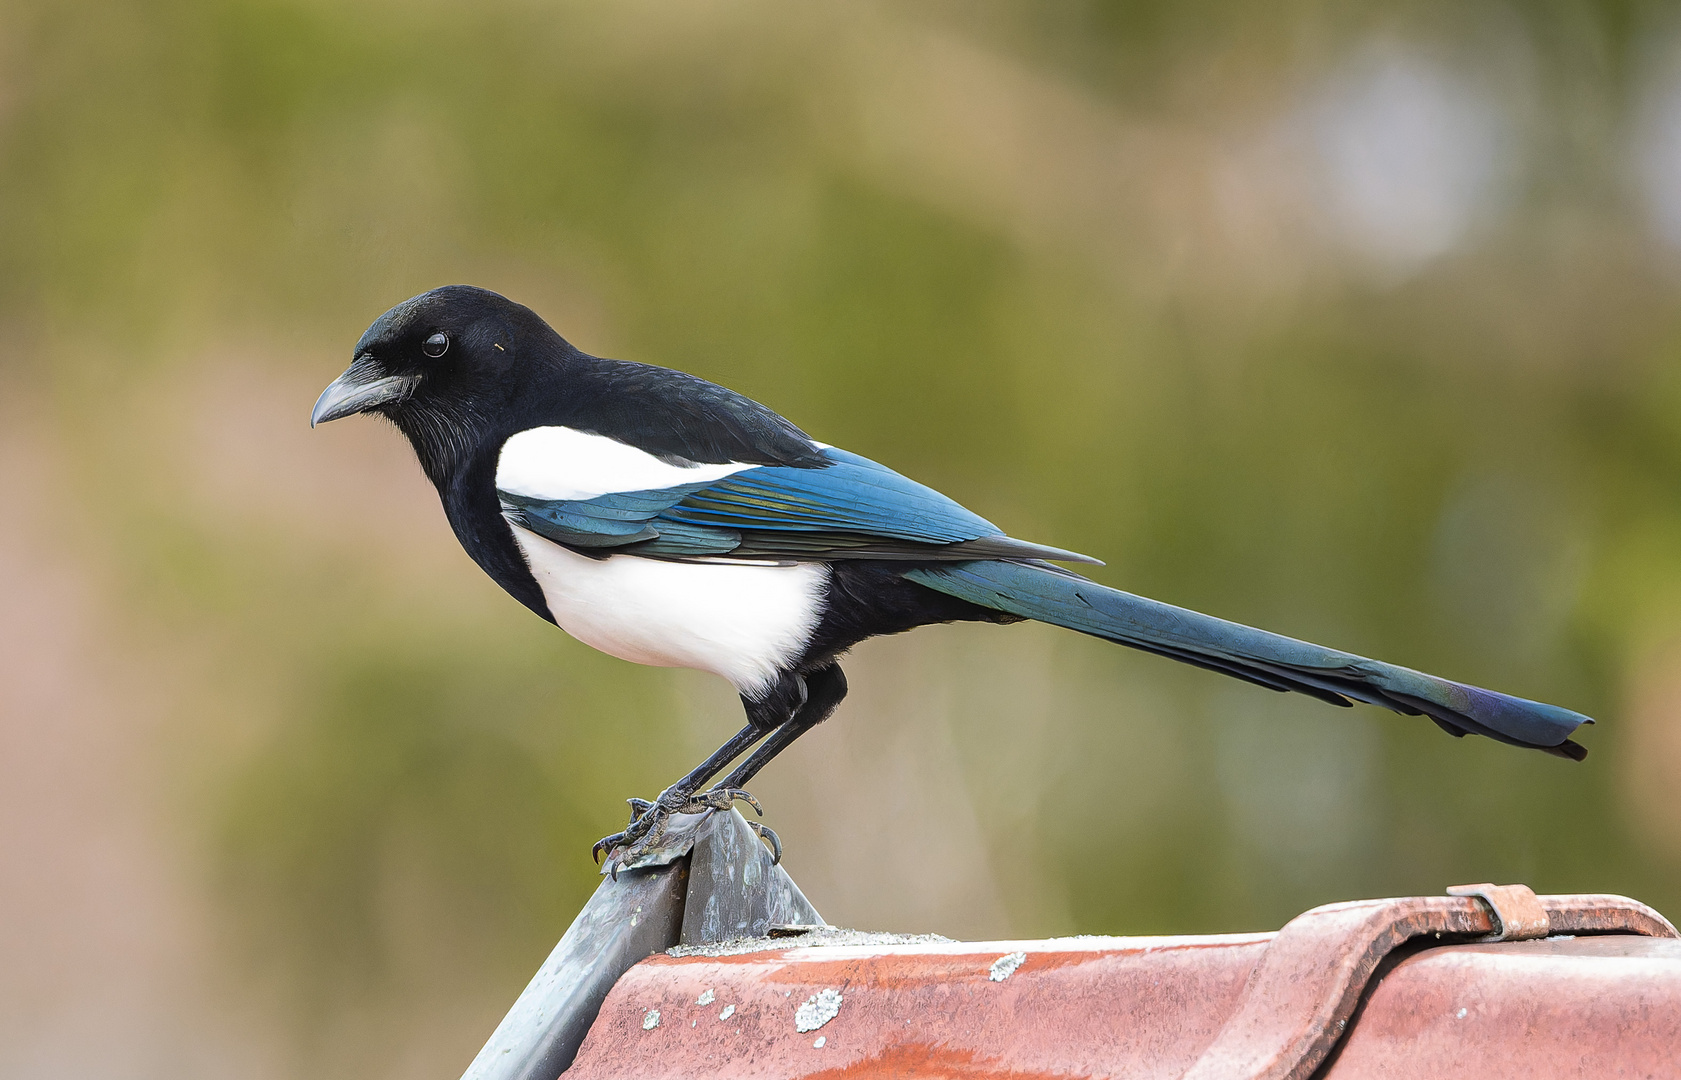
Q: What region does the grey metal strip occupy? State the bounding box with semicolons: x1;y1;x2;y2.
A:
459;809;822;1080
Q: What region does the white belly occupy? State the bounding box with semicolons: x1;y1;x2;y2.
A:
508;524;828;697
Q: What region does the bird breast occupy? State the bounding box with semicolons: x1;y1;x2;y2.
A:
507;524;828;697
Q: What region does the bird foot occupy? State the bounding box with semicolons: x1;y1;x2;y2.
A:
592;787;765;876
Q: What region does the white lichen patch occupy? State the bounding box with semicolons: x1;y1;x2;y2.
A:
718;1004;735;1021
988;951;1027;982
642;1009;661;1031
697;989;715;1006
813;1036;826;1048
795;989;843;1033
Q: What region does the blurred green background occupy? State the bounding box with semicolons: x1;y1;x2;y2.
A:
6;0;1681;1075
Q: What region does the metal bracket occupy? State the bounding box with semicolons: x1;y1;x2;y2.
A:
1446;882;1552;942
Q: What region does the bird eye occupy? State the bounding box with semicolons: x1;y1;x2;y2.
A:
422;332;449;358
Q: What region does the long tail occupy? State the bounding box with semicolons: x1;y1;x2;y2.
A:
905;561;1591;759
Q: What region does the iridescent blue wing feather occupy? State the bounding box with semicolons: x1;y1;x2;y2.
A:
498;447;1098;564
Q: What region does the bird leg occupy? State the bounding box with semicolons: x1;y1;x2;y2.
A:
705;664;848;865
593;665;848;872
713;664;847;795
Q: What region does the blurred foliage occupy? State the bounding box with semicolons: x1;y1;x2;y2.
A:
7;0;1681;1073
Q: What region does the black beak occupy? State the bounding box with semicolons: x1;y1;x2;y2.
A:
311;356;420;427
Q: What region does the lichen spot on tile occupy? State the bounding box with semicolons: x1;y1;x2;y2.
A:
697;989;715;1006
719;1004;735;1021
795;988;843;1033
642;1009;660;1031
989;951;1027;982
813;1036;826;1049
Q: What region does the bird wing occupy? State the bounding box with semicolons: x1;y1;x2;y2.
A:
498;446;1099;564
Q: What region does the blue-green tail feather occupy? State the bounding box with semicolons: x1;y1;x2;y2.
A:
905;561;1591;759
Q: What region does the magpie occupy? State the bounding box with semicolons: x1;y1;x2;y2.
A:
313;285;1592;872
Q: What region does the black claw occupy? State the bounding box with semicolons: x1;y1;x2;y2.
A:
747;821;783;864
592;829;629;866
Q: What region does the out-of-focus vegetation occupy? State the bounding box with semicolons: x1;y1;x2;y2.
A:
7;0;1681;1076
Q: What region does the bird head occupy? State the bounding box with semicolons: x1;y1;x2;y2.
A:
310;284;536;429
312;284;576;485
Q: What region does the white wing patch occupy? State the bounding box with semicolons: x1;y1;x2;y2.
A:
496;426;758;501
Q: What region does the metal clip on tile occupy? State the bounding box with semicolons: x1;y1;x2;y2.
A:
1446;883;1552;942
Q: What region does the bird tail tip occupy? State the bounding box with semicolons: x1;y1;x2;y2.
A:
1546;738;1589;761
